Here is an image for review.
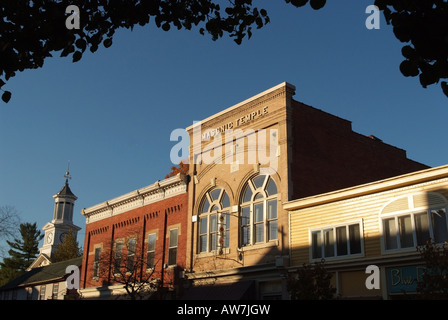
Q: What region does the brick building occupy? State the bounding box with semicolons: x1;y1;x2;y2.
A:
79;174;188;299
78;82;427;300
182;82;427;299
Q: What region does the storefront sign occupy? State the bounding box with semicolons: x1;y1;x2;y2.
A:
386;265;425;294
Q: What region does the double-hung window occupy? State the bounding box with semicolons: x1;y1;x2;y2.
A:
168;228;178;265
146;233;156;269
126;238;136;272
93;247;101;278
114;241;123;274
311;221;363;260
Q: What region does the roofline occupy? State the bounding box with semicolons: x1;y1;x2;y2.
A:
283;164;448;211
81;173;188;217
186;82;296;131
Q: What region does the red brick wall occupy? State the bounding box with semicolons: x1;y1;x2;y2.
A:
81;192;188;293
289;101;428;200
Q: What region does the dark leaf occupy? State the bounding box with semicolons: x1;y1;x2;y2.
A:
290;0;309;8
2;91;12;103
309;0;326;10
75;38;87;52
442;82;448;99
419;69;438;88
162;22;171;31
0;79;5;89
399;60;419;77
72;51;82;63
103;38;113;48
60;45;75;57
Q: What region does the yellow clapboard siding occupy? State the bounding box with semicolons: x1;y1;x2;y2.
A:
287;172;448;267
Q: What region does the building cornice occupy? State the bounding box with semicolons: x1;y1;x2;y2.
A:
81;173;188;224
186;82;296;131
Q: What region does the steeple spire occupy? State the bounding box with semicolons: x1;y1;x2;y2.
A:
64;160;71;182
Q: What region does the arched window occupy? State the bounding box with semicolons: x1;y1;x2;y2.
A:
381;192;448;251
240;175;278;246
198;188;231;253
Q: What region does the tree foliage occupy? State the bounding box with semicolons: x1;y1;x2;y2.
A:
416;240;448;299
1;0;447;102
287;260;336;300
51;229;82;263
374;0;448;98
0;222;43;286
165;161;189;179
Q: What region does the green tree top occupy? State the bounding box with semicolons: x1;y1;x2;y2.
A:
5;222;43;270
0;222;43;286
51;229;82;263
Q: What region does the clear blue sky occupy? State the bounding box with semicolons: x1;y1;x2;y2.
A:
0;1;446;252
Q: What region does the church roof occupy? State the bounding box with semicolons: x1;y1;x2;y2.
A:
56;179;76;198
0;257;82;290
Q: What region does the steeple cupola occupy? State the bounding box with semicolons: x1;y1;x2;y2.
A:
39;167;81;259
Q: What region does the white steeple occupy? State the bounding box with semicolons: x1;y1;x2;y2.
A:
39;166;81;259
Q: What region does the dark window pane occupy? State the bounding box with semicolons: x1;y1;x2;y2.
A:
253;175;266;189
384;218;398;250
210;189;221;201
324;229;334;257
336;226;348;256
349;224;361;254
399;215;413;248
432;209;448;243
243;185;253;203
415;213;430;246
221;191;230;208
266;178;277;196
268;220;277;241
201;197;210;213
312;231;322;259
168;248;177;265
241;206;250;245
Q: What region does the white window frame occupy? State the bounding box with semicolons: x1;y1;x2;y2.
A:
146;233;157;269
168;228;178;266
240;175;278;247
381;207;448;253
309;220;364;261
126;237;137;272
198;188;231;254
92;247;101;278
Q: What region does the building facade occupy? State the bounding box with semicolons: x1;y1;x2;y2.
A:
79;173;188;299
285;164;448;299
76;82;429;299
181;82;427;299
0;257;82;300
0;176;82;300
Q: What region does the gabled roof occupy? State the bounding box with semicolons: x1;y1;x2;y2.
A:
26;253;51;271
0;257;82;290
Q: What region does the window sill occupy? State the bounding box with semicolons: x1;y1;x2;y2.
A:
238;240;278;252
310;252;364;263
196;248;231;258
